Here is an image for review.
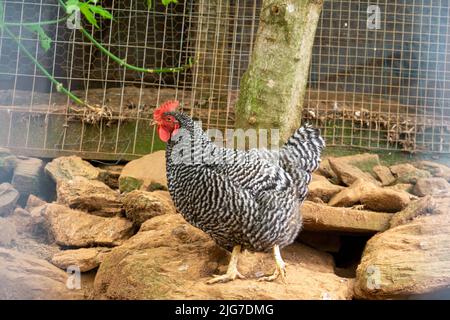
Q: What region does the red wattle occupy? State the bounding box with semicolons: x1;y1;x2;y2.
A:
158;126;171;142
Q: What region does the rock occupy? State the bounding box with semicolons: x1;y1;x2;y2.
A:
360;187;411;213
119;150;167;193
412;177;450;197
334;153;380;171
385;183;414;194
354;211;450;299
1;208;59;259
0;248;78;299
328;179;410;212
98;165;124;190
319;154;380;184
302;201;391;233
51;248;111;272
373;165;395;186
11;157;51;204
389;196;436;228
434;197;450;214
28;205;49;236
0;183;19;216
307;174;345;203
317;159;339;182
0;204;57;257
12;236;61;262
7;207;33;235
297;231;341;253
390;163;431;184
25;194;47;211
121;190;176;227
94;214;353;300
414;161;450;181
0;217;17;246
6;206;56;240
0;149;17;183
45;156;100;184
42;204;134;247
328;179;374;207
328;158;379;186
56;176;122;217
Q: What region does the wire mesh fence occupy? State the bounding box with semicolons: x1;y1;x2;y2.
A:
0;0;449;160
305;0;450;153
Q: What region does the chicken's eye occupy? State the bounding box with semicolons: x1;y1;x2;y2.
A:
165;117;172;122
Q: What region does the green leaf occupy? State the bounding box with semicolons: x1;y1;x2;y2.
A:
65;0;80;7
161;0;177;6
79;3;99;28
88;5;113;20
26;25;52;52
65;0;80;13
145;0;152;8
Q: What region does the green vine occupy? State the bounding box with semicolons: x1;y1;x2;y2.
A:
3;16;69;27
2;24;87;106
79;25;193;74
0;0;191;109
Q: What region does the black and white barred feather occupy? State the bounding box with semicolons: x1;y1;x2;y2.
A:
251;124;325;200
164;112;324;252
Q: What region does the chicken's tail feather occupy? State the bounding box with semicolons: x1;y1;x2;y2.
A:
281;123;325;174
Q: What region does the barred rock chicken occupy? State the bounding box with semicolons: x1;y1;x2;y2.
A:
153;100;324;284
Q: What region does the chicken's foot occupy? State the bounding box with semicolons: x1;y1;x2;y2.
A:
207;245;245;284
258;245;287;283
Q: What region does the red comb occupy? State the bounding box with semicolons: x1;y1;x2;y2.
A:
153;100;179;122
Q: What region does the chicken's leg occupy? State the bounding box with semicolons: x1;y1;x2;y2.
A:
207;245;245;284
258;245;287;283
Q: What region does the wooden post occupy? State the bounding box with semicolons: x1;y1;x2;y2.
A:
235;0;324;144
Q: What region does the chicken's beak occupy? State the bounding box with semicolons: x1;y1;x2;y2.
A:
150;119;157;126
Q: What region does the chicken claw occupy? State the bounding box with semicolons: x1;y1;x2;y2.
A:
258;245;287;283
207;245;245;284
207;270;245;284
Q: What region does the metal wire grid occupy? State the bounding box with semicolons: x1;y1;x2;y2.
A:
0;0;449;160
305;0;450;152
0;0;192;159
